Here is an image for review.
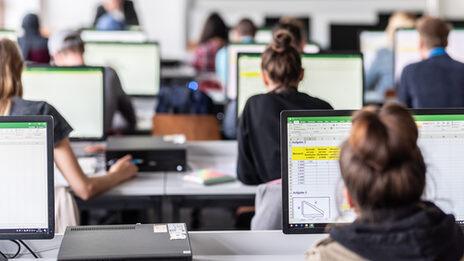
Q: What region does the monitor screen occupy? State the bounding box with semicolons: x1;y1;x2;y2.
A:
0;116;54;239
227;44;267;99
22;67;105;139
84;42;160;96
237;53;364;117
281;109;464;234
228;44;320;99
255;28;273;43
0;30;17;41
394;28;464;81
80;30;147;42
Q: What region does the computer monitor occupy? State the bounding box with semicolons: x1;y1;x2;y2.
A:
84;42;160;96
227;43;267;99
22;67;105;139
0;116;54;239
0;29;17;41
255;28;273;43
80;29;148;42
394;28;464;81
227;44;320;100
281;109;464;234
330;24;380;51
236;53;364;117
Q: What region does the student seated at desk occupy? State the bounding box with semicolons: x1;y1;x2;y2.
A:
192;13;228;73
93;0;139;27
366;11;416;100
398;17;464;108
216;18;257;88
237;30;332;185
18;13;50;63
48;30;136;134
306;103;464;261
219;18;257;139
0;39;138;200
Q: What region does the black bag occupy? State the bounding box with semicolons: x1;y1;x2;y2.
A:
156;85;213;114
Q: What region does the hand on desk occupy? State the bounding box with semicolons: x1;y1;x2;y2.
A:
108;154;139;181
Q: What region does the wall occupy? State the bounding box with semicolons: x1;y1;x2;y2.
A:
3;0;464;59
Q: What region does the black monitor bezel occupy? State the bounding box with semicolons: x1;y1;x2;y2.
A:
0;115;54;239
281;108;464;234
83;41;161;97
236;51;365;121
23;65;106;141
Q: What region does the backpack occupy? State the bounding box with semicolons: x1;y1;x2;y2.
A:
156;85;214;114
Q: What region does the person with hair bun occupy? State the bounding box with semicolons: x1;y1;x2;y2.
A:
306;103;464;261
237;30;332;185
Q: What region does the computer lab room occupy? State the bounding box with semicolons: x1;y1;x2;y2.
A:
1;0;464;260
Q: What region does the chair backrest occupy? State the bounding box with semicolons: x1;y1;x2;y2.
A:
251;183;282;230
152;114;221;141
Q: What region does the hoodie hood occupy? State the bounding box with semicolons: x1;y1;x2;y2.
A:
330;201;464;261
22;13;40;35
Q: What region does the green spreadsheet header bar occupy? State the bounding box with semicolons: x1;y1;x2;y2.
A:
288;114;464;124
24;67;101;73
0;122;47;128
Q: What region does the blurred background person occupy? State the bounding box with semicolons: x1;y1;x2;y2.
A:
93;0;139;29
191;13;228;73
217;18;256;140
365;11;416;100
18;13;50;63
48;30;136;134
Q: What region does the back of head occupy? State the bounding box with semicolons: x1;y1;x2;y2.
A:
261;29;302;87
417;16;452;49
272;22;303;52
48;30;84;56
339;103;426;212
386;11;416;42
21;13;40;35
0;39;24;103
235;18;256;38
199;13;228;44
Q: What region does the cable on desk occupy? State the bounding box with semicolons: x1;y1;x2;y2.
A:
9;240;21;258
18;240;39;258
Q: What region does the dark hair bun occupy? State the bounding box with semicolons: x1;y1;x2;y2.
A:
271;29;294;53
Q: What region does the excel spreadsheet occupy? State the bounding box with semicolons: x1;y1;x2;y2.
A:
286;114;464;227
0;122;49;231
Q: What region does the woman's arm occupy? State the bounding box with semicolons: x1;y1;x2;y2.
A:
54;138;138;200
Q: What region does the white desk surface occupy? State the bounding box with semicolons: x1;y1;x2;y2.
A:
103;172;165;196
165;172;256;196
7;230;326;260
166;140;257;196
66;140;257;197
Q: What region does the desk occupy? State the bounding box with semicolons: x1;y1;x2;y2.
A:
68;140;257;225
167;141;257;222
4;230;326;260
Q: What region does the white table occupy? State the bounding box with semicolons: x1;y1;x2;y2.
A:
69;140;257;224
3;230;326;260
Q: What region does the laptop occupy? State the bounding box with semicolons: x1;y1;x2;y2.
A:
281;109;464;234
58;223;192;260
